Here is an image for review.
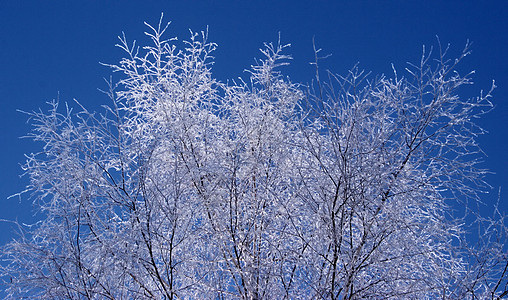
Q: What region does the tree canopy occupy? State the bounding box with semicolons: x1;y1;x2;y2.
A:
1;19;507;299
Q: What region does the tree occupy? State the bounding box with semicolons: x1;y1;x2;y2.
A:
1;18;507;299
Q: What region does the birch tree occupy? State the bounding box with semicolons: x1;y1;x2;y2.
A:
1;18;506;299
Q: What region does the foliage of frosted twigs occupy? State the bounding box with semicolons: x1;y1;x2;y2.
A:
1;18;507;299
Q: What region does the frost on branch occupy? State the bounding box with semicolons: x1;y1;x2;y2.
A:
1;19;506;299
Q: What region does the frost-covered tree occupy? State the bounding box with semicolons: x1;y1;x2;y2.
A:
1;18;507;299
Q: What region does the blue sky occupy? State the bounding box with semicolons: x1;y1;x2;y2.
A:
0;1;506;246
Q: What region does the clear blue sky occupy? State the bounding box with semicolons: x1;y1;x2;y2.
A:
0;1;506;246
